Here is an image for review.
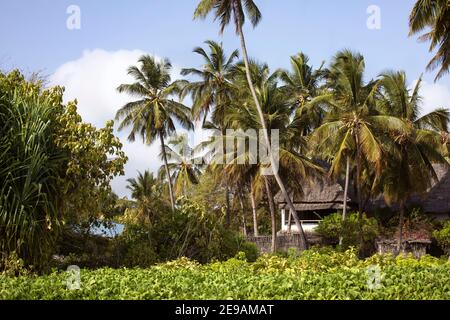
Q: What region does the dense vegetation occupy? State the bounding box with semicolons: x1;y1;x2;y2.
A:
1;249;449;300
0;0;449;295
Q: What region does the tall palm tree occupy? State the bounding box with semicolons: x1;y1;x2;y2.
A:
126;170;162;222
377;71;450;252
226;63;321;250
311;50;400;214
115;55;193;210
180;40;239;124
277;52;325;135
180;40;239;226
159;134;203;197
194;0;310;248
409;0;450;81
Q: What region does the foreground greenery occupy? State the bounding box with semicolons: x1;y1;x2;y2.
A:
1;249;449;300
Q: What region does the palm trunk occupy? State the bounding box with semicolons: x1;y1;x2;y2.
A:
225;185;231;227
339;156;351;246
356;143;363;215
397;201;405;255
238;191;247;237
264;177;277;253
160;132;175;211
234;10;307;249
222;128;231;227
249;179;258;237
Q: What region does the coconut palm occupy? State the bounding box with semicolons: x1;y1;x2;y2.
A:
126;170;162;221
158;134;203;197
277;52;326;135
409;0;450;81
180;40;239;124
225;64;321;250
377;71;450;252
194;0;310;248
115;55;193;211
180;40;239;226
127;170;160;202
311;51;407;227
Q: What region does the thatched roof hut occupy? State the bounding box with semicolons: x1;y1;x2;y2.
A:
274;178;352;211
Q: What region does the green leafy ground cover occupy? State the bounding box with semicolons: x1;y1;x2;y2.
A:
1;249;449;300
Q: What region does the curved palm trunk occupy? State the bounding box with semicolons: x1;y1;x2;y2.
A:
250;179;259;237
264;177;277;253
234;11;308;250
339;156;351;246
159;133;175;211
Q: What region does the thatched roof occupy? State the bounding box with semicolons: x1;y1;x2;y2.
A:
275;177;352;211
410;164;450;214
277;164;450;214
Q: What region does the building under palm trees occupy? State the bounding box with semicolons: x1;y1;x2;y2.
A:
276;164;450;234
274;178;353;233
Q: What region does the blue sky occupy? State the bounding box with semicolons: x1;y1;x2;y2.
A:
2;0;449;83
1;0;449;196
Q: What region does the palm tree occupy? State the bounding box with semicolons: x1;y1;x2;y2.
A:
277;52;325;135
310;51;409;252
311;50;399;214
180;40;239;226
127;170;159;201
377;71;450;252
115;55;193;211
126;170;162;221
158;134;203;197
409;0;450;81
225;64;321;250
180;40;239;124
194;0;310;249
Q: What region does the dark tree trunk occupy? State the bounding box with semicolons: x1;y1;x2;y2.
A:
397;201;405;255
225;185;231;227
340;156;351;246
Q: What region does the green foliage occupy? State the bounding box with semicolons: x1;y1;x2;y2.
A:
316;213;379;250
1;249;449;300
433;220;450;253
0;70;126;271
114;197;258;266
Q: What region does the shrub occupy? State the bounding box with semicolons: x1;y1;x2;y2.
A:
111;197;259;267
433;220;450;255
316;212;379;252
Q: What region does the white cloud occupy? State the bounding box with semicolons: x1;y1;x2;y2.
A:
50;49;185;197
410;80;450;116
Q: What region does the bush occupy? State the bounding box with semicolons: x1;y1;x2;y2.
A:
433;220;450;255
316;212;379;252
111;197;259;267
